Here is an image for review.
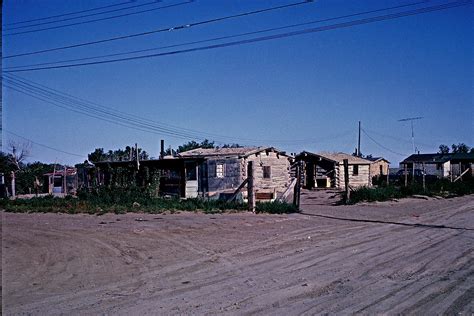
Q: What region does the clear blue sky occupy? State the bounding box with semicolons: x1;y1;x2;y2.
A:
2;0;473;166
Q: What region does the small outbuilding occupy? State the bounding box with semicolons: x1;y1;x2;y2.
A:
366;156;390;180
295;151;372;189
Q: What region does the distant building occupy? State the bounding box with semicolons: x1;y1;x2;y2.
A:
295;151;372;189
366;156;390;177
400;152;474;179
44;168;78;195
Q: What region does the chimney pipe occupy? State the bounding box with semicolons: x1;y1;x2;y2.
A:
160;139;165;159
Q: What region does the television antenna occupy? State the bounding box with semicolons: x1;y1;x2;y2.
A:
398;117;423;153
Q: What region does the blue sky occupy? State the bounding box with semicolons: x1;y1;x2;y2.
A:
2;0;473;166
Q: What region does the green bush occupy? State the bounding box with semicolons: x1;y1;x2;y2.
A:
348;178;474;204
255;201;298;214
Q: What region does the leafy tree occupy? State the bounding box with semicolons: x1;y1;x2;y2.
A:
438;144;450;154
451;143;471;153
88;146;149;163
222;143;242;148
177;139;215;153
88;148;107;163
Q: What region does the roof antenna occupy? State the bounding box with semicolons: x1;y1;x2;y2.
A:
398;117;424;153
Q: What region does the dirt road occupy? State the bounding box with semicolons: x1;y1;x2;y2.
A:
2;192;473;314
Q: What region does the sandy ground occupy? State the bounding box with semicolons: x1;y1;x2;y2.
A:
1;191;473;315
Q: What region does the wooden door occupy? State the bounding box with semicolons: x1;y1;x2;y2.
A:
185;162;198;198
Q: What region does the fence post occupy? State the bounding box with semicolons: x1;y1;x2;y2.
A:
422;162;426;191
247;161;255;213
343;159;350;203
293;161;301;210
404;163;408;187
11;171;16;199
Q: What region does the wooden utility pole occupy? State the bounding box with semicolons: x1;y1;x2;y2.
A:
422;162;426;190
63;166;67;195
358;121;361;157
293;161;301;210
343;159;350;203
404;163;408;187
247;161;255;213
11;171;15;199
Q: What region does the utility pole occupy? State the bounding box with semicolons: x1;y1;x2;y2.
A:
398;117;423;153
357;121;361;157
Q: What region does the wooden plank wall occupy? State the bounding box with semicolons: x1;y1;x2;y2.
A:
337;164;371;189
242;151;292;198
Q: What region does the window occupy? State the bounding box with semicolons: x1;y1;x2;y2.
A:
216;163;224;178
263;166;271;179
353;165;359;176
185;162;197;180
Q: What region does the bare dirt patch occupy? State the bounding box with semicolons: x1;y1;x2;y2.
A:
2;193;473;314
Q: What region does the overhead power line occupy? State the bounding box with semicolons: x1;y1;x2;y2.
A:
361;128;408;156
3;0;312;59
4;0;428;71
4;1;133;26
4;1;194;36
5;130;85;158
3;74;338;144
4;0;470;72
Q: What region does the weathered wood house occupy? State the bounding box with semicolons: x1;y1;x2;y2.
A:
94;147;294;200
400;152;474;179
178;147;294;200
295;151;372;189
366;157;390;178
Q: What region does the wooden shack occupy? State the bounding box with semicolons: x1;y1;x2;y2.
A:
366;157;390;178
295;151;372;189
94;147;294;200
178;147;294;201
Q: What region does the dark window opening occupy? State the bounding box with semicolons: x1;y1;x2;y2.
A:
353;165;359;176
263;166;271;179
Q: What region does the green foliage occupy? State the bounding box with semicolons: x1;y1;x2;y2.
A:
349;178;474;204
438;144;450;154
451;143;470;154
1;186;298;215
177;139;215;153
88;146;149;163
255;201;298;214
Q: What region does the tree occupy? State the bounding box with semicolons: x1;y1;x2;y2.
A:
87;146;149;163
222;143;242;148
177;139;215;153
451;143;470;154
88;148;107;163
438;144;450;154
8;141;30;170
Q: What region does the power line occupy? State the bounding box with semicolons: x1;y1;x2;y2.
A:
4;0;428;71
4;130;85;158
4;1;133;26
4;1;193;36
3;0;312;59
4;74;340;144
4;0;470;72
3;74;355;145
361;128;408;156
